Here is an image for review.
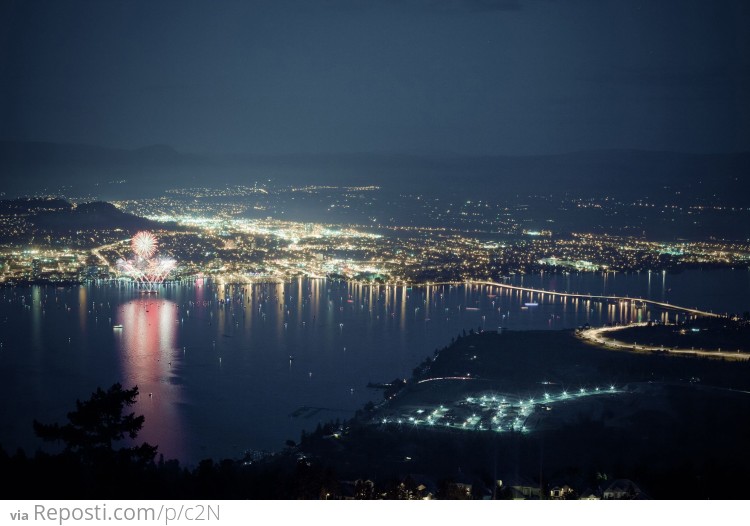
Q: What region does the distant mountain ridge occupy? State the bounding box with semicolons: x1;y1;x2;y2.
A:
1;141;749;205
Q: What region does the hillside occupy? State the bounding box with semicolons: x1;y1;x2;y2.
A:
2;141;749;205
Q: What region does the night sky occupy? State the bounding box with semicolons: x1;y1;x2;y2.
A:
1;0;748;155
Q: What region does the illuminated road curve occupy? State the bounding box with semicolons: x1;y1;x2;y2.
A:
577;323;750;361
91;238;131;267
426;280;724;319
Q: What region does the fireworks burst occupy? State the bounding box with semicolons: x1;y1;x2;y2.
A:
118;231;176;292
131;231;158;259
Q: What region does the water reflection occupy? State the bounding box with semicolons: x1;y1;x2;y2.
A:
3;270;748;464
78;286;87;334
31;286;43;351
116;298;184;460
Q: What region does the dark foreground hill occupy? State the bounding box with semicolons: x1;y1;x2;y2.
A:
3;329;749;499
295;330;750;499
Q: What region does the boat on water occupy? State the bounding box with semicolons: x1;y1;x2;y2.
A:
465;307;480;311
113;324;123;329
524;302;539;307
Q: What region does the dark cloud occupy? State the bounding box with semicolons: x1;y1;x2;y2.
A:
586;63;745;90
0;0;748;155
317;0;522;12
412;0;522;12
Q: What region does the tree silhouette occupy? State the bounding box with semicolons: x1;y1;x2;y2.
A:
33;383;156;465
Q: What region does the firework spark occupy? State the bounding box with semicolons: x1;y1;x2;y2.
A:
131;231;158;259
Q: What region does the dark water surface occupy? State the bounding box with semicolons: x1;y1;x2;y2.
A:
1;269;748;464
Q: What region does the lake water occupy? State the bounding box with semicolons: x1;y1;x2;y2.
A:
1;269;748;464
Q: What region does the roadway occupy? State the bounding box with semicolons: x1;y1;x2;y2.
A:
426;280;723;319
90;238;131;268
577;322;749;361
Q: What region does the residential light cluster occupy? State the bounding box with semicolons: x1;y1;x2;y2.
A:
1;186;748;286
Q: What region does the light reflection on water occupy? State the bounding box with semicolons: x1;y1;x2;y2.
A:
117;298;184;461
0;269;748;464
